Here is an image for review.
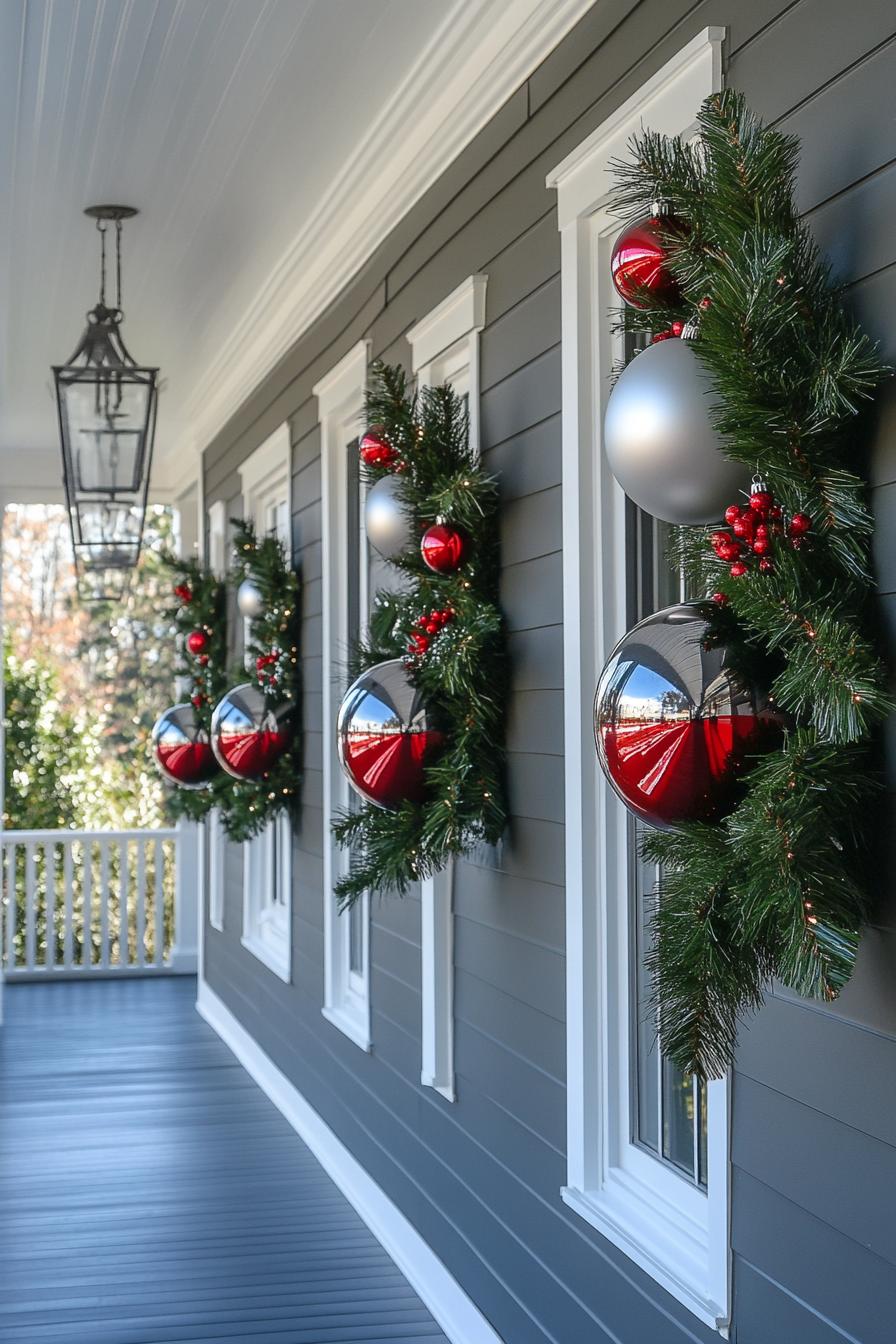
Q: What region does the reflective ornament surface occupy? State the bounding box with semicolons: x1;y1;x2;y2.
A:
151;703;218;789
594;603;784;828
365;475;412;560
236;577;265;620
359;427;399;469
420;522;467;574
603;338;744;524
211;683;294;781
610;214;679;308
337;658;446;810
186;629;208;656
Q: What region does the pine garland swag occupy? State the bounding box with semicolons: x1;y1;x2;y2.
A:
610;90;892;1079
220;518;302;842
161;556;230;822
332;362;508;906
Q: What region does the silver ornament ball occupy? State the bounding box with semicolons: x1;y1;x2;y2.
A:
236;577;265;620
337;658;446;811
594;603;784;829
603;338;745;524
210;683;294;782
365;475;412;561
151;703;218;790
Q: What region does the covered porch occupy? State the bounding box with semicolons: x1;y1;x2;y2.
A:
0;975;447;1343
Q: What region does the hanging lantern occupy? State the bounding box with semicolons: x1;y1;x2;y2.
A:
53;206;159;598
211;683;294;781
151;704;218;789
337;659;446;810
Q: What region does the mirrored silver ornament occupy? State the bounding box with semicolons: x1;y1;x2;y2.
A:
210;683;294;781
151;703;218;789
603;338;745;524
594;603;784;828
364;475;412;561
236;577;264;620
337;658;446;810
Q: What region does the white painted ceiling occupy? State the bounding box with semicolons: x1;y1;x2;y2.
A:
0;0;540;498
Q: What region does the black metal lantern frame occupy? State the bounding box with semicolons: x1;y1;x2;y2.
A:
53;206;159;599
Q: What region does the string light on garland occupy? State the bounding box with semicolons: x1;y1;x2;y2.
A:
332;361;507;908
603;89;891;1080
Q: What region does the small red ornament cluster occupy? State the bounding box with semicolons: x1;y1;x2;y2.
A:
710;479;812;580
173;583;193;604
255;649;282;689
406;607;455;660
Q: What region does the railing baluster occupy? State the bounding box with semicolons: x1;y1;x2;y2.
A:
83;839;93;968
63;840;74;969
119;838;129;967
24;842;36;971
99;840;110;970
2;844;12;972
154;837;164;968
44;841;56;971
136;839;146;969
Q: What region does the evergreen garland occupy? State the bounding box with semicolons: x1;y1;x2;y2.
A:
332;362;507;906
220;518;301;842
608;90;891;1079
161;556;230;822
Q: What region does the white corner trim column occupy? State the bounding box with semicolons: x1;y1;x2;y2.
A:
547;27;731;1332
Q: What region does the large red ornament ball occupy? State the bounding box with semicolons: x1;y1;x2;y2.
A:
360;427;399;469
610;214;680;308
337;659;446;811
187;629;209;656
420;522;468;574
593;603;785;828
211;684;294;782
151;704;218;790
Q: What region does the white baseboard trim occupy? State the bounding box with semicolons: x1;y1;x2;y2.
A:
196;979;504;1344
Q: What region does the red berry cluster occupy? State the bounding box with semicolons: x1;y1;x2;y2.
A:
406;607;455;659
256;649;281;688
173;583;193;604
710;481;812;579
651;319;684;344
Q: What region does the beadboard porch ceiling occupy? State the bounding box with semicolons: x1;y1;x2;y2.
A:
0;0;593;501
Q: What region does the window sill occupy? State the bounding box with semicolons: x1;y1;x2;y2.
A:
241;933;290;983
561;1184;728;1335
322;1003;372;1053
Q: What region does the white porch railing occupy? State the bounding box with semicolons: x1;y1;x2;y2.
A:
1;824;199;979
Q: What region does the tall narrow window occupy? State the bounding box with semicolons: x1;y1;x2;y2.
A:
238;424;293;982
315;341;372;1050
408;274;487;1101
548;29;729;1331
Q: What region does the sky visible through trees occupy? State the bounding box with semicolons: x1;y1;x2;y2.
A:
3;504;179;831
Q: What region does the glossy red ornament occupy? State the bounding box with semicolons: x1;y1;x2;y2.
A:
187;630;209;656
360;427;399;469
594;604;784;828
724;505;741;526
151;704;218;789
789;512;812;537
211;684;294;782
610;214;680;308
749;491;773;514
421;522;468;574
337;659;446;810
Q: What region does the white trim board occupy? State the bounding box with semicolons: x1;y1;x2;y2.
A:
197;981;503;1344
183;0;596;456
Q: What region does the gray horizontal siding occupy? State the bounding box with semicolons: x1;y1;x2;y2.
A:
201;2;896;1342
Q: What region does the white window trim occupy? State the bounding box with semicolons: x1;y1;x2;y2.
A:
547;29;730;1332
207;499;227;579
204;501;228;934
237;423;293;982
315;340;372;1052
407;275;487;1103
241;813;292;981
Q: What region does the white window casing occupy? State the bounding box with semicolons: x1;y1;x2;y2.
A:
314;340;372;1052
237;423;293;981
407;275;487;1102
204;500;228;933
546;29;730;1332
207;499;228;579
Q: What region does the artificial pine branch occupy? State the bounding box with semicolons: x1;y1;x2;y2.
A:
332;362;507;907
611;89;891;1076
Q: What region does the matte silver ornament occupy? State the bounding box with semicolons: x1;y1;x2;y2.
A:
603;338;745;524
364;475;412;560
594;603;784;829
236;577;265;620
210;683;294;781
151;703;218;790
337;658;446;810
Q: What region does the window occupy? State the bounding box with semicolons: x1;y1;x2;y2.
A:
314;341;372;1050
407;274;487;1101
205;500;227;933
238;424;293;982
547;30;729;1331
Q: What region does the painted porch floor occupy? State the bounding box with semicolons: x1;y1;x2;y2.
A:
0;977;448;1344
